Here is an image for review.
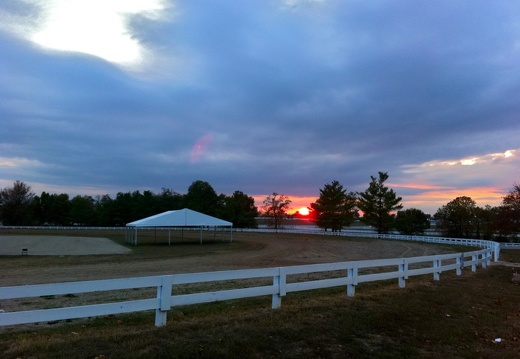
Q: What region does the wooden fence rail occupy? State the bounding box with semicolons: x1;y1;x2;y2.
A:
0;248;492;327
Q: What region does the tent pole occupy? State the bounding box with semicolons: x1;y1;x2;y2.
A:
230;226;233;243
168;228;171;246
200;226;202;244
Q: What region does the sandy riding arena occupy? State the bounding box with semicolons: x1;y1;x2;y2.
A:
0;236;131;256
0;231;466;287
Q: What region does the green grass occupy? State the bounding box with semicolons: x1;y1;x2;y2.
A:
2;265;520;358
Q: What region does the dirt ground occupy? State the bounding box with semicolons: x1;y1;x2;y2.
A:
0;233;465;287
0;235;131;256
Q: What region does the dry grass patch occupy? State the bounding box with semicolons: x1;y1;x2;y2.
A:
2;229;515;358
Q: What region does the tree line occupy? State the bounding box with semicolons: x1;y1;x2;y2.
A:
1;175;518;241
0;180;258;228
263;172;519;242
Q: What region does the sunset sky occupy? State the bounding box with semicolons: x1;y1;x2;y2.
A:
1;0;518;215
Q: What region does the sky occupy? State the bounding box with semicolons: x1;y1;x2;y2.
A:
1;0;519;215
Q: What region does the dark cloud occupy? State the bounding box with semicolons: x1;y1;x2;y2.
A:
1;0;519;212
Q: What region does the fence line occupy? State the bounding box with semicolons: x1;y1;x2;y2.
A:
0;248;493;327
500;242;520;249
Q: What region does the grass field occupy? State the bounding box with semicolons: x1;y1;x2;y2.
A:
1;230;519;358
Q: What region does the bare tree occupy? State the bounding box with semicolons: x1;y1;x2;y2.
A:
262;193;292;230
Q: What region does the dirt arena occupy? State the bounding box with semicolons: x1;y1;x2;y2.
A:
0;232;464;287
0;235;131;256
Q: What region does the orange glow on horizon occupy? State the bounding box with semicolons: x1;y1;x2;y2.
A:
404;187;503;202
254;195;317;215
254;184;506;217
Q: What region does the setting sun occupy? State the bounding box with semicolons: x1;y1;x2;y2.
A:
298;207;310;216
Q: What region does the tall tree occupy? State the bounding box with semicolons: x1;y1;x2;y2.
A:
394;208;430;235
32;192;70;225
218;191;259;228
474;205;496;240
94;194;115;226
184;180;220;216
0;180;35;225
494;183;520;240
134;190;159;219
157;187;184;212
262;193;292;230
112;192;135;225
357;172;403;233
311;180;357;232
434;196;477;238
69;195;97;226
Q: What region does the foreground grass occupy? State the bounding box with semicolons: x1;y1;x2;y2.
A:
2;262;520;359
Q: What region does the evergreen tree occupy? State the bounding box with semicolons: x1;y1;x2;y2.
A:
32;192;70;225
357;172;402;234
311;180;357;232
69;195;97;226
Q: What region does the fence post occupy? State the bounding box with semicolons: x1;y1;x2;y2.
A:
481;252;487;269
433;259;441;281
456;254;463;276
347;266;358;297
155;276;173;327
272;267;286;309
471;254;477;272
398;259;407;288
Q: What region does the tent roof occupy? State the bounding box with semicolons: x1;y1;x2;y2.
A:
126;208;232;227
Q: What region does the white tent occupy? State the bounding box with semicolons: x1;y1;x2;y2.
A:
126;208;233;245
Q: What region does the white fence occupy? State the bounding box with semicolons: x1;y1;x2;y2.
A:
0;248;492;327
500;242;520;249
